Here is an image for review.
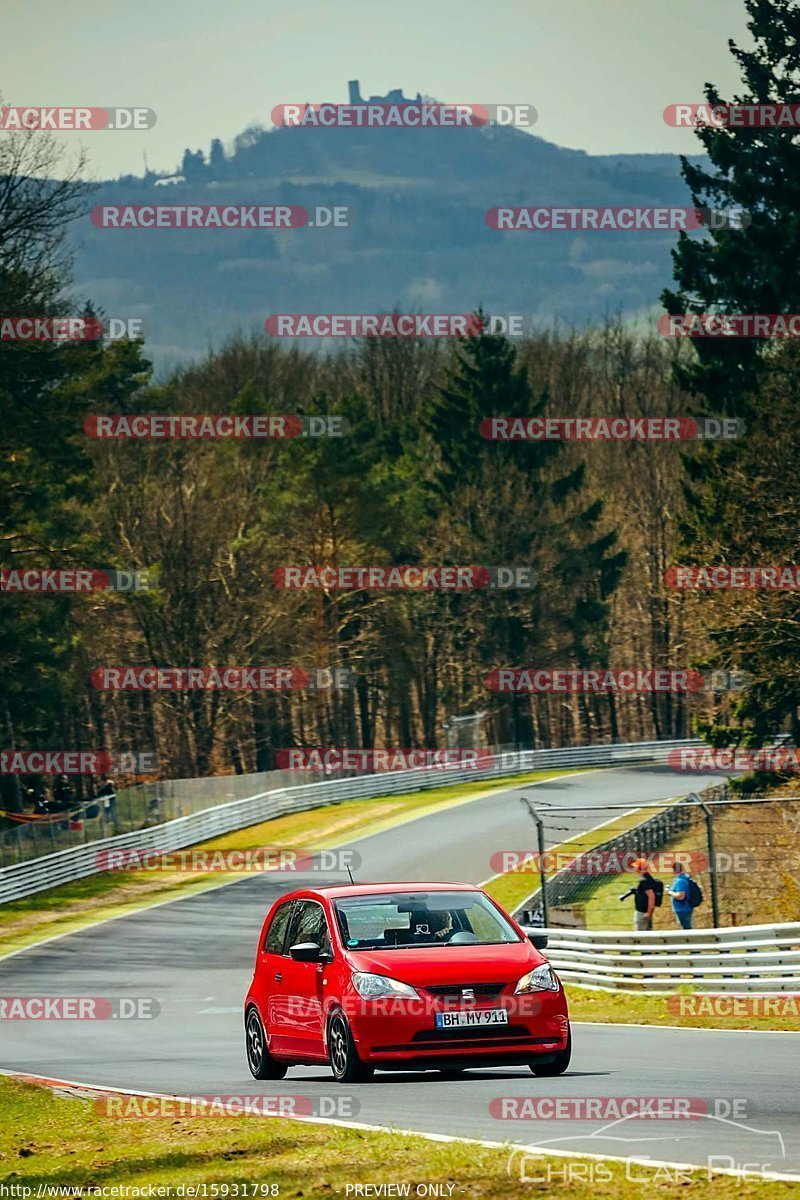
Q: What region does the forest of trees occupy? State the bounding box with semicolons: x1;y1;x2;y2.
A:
2;0;800;799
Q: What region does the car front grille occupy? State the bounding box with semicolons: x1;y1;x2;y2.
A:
424;982;507;998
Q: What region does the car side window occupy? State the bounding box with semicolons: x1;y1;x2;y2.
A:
264;901;294;953
289;900;331;954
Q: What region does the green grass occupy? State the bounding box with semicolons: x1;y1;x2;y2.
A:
0;769;586;958
2;1076;797;1196
567;985;800;1032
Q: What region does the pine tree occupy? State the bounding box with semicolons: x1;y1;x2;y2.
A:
662;0;800;415
662;0;800;750
425;322;626;746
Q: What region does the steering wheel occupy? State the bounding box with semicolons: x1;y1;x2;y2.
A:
445;930;480;945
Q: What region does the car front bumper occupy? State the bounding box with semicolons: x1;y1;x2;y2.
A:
346;989;569;1066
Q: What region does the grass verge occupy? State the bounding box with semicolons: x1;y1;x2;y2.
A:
0;769;585;958
566;985;800;1032
2;1076;797;1196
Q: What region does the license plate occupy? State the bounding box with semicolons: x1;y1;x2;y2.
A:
435;1009;509;1028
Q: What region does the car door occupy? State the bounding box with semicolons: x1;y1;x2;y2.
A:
279;899;331;1058
257;898;296;1053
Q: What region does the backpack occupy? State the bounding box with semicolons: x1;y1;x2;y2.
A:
687;878;703;908
652;879;665;908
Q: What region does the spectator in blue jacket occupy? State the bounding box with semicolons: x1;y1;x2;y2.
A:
667;861;693;929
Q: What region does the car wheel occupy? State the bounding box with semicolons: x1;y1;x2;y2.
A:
530;1028;571;1077
245;1007;288;1080
328;1012;374;1083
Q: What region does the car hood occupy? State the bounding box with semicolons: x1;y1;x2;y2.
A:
344;939;540;986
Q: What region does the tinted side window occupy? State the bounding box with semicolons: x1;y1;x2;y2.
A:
264;901;294;953
290;901;330;953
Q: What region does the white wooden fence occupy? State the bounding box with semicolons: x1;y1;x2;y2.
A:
541;923;800;992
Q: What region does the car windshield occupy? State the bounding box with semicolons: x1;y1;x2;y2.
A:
333;891;521;950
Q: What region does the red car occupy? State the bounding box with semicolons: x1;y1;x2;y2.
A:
244;881;571;1082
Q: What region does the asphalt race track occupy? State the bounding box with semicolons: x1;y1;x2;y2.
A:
2;765;799;1179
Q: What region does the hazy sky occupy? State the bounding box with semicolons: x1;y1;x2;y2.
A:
3;0;752;178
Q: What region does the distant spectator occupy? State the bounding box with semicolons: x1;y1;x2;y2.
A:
52;774;73;813
97;775;117;826
667;861;694;930
25;784;48;815
620;857;662;931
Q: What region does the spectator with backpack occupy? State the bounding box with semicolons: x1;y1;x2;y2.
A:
667;861;702;929
619;857;663;930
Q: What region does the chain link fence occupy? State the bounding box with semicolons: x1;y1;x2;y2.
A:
515;787;800;930
0;767;314;868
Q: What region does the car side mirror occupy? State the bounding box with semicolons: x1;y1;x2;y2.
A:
521;927;548;950
289;941;322;962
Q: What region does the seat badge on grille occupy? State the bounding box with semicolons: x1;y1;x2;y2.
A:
462;988;475;1003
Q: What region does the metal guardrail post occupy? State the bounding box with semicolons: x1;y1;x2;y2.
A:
521;796;549;927
536;811;548;928
691;791;721;928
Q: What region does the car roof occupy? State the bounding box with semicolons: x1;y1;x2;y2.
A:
299;881;482;900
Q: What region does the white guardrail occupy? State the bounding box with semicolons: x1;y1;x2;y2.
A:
0;737;700;904
541;924;800;992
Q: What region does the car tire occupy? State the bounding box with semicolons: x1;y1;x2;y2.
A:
245;1007;288;1080
328;1012;374;1083
529;1028;571;1077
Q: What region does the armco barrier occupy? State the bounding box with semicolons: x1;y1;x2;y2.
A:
0;738;702;904
539;923;800;992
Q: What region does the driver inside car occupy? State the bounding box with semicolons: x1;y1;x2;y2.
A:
424;909;454;941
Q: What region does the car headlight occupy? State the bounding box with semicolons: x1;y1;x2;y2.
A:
514;964;559;993
351;972;419;999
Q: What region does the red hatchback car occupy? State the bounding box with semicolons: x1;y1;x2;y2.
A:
244;882;571;1082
